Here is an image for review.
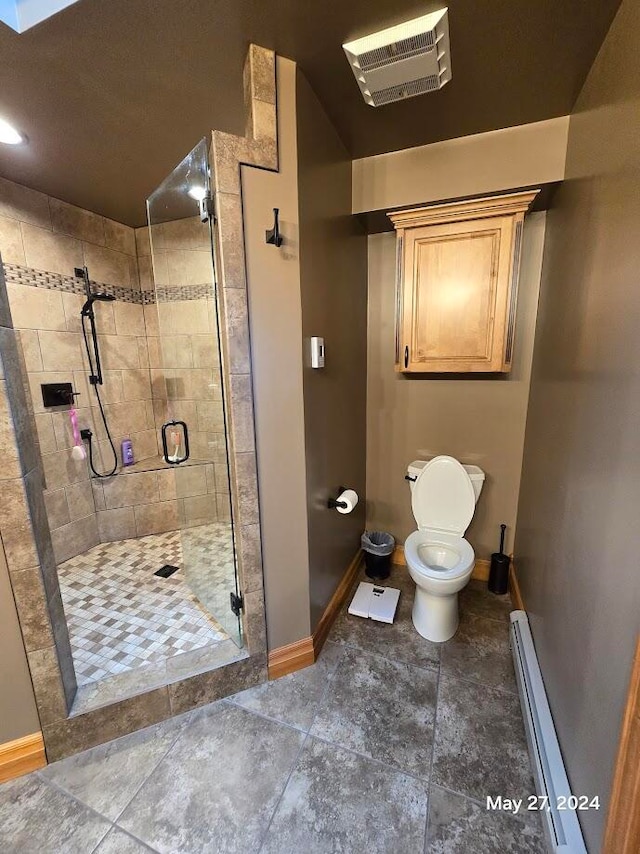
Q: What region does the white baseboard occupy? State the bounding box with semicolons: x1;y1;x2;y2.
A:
510;610;587;853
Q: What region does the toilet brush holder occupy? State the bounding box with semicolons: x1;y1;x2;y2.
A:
488;523;510;595
488;553;510;595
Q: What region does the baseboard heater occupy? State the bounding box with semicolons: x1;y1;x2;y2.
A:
510;611;587;853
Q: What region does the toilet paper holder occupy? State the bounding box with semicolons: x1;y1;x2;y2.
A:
327;487;348;510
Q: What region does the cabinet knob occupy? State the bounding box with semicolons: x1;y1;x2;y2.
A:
404;346;409;369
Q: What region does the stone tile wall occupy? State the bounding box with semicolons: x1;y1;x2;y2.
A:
0;260;78;731
92;460;221;541
141;213;232;530
208;44;278;658
0;183;226;557
0;184;156;562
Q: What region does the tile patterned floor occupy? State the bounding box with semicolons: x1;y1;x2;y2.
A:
0;566;545;853
57;524;234;685
181;522;238;635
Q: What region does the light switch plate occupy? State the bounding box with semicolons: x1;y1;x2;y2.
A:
310;336;325;368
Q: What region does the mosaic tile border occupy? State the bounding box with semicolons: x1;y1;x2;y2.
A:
155;284;213;303
2;262;214;305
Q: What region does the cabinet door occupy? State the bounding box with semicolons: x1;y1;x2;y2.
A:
400;217;514;372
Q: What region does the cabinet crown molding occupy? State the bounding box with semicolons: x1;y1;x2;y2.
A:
387;189;540;229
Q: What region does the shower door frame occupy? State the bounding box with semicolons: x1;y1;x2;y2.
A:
0;44;277;762
146;136;244;648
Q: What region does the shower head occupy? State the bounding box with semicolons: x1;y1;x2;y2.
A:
81;291;116;315
75;267;116;315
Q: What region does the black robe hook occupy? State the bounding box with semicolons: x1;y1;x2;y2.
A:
265;207;283;247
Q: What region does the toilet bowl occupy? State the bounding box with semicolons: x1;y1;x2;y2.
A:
405;456;484;642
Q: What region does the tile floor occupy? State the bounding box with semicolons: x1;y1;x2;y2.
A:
0;565;544;853
57;524;235;685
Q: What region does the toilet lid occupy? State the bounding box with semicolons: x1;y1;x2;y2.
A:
412;455;475;535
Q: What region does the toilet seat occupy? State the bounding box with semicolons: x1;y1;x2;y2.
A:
404;455;481;642
404;529;474;581
411;455;475;536
406;455;476;580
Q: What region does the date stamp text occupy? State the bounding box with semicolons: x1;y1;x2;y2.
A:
486;795;600;816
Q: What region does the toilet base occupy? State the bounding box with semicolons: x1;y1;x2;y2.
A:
412;587;460;642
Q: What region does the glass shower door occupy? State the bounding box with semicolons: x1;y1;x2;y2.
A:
146;139;242;647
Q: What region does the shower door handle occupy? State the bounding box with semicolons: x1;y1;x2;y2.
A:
161;420;190;465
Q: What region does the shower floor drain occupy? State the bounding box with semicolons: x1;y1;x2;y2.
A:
155;564;179;578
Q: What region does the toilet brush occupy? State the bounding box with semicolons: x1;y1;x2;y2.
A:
488;523;510;595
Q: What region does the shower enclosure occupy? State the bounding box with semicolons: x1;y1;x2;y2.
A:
146;138;241;645
0;42;272;757
38;139;243;697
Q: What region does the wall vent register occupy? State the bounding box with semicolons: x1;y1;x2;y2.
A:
1;0;82;33
343;8;452;107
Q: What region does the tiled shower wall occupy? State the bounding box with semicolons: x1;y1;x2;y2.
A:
0;177;154;562
0;177;224;562
137;219;231;529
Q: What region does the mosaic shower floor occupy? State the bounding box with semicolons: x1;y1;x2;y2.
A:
57;525;235;686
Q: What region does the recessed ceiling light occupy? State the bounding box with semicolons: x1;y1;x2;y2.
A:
0;117;25;145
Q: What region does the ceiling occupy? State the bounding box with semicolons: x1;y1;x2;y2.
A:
0;0;621;226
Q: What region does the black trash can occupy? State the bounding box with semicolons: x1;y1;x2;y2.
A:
361;531;395;580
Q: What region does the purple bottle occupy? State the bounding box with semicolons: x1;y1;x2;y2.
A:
121;438;134;467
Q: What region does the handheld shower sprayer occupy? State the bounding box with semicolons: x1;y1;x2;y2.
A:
75;266;118;478
75;266;115;385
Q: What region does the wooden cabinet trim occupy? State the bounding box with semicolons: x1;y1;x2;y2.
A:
394;233;404;367
387;190;539;229
603;636;640;854
504;217;525;367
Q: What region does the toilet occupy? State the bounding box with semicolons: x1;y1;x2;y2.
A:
404;456;485;642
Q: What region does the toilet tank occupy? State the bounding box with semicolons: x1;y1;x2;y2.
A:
407;459;485;503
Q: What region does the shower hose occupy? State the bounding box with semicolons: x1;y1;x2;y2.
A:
81;315;118;478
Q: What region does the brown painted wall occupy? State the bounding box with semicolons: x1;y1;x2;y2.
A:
296;70;368;630
243;58;312;650
366;214;546;557
0;541;40;742
515;1;640;849
244;60;368;646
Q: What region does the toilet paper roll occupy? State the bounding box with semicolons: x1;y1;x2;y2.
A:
336;489;358;514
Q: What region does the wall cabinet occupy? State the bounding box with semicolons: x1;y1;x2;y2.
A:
389;191;538;373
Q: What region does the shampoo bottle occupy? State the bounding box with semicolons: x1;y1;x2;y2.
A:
121;438;134;467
